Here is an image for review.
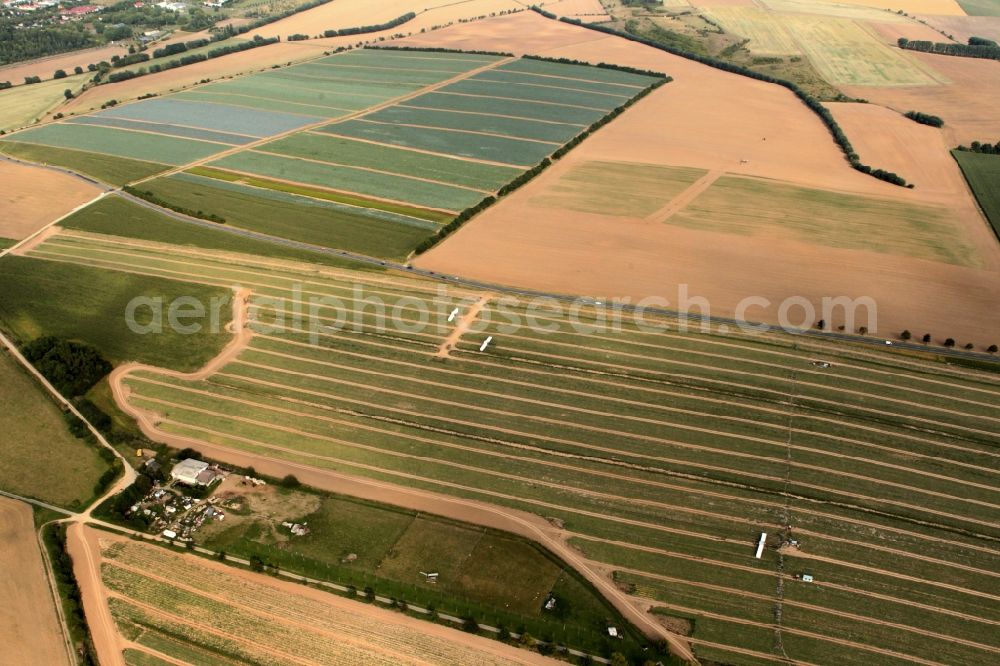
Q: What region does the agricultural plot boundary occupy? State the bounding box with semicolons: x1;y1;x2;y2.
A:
531;7;914;188
20;230;1000;666
122;47;671;258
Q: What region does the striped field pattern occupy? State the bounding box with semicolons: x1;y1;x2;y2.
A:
23;230;1000;666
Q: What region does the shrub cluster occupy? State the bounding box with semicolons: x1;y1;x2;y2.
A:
111;52;150;68
124;186;226;223
22;336;111;397
535;8;911;187
321;11;416;39
904;111;944;127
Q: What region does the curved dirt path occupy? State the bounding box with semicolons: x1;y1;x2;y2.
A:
109;287;251;390
107;291;697;662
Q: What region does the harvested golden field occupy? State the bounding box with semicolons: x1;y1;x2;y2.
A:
841;51;1000;145
0;498;70;666
0;159;102;241
0;45;127;88
74;527;559;666
0;74;89;131
706;7;802;55
407;12;1000;342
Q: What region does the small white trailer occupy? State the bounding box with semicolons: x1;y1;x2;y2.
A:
447;307;459;323
480;336;493;352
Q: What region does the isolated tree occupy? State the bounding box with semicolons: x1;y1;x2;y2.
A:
900;330;912;340
53;69;67;79
989;345;998;353
280;474;300;488
858;326;868;335
964;343;975;350
944;338;956;348
462;616;479;633
249;555;265;572
216;550;226;561
63;89;73;100
610;654;629;666
364;586;375;602
922;333;932;344
497;625;511;641
816;319;826;330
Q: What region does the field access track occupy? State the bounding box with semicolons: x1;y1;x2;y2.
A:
23;229;1000;666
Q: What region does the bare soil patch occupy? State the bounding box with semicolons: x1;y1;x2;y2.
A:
0;159;102;241
409;12;1000;343
841;52;1000;146
0;45;127;87
0;498;71;666
260;0;523;43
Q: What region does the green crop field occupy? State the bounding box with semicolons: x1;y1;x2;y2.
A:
59;196;375;270
1;49;656;262
0;254;231;370
361;105;584;143
0;141;168;186
0;350;109;509
208;150;487;211
318;119;558;166
136;174;438;259
957;0;1000;16
406;91;608;125
261;134;521;190
670;174;979;266
953;150;1000;240
24;231;1000;666
196;486;635;651
3;122;228;165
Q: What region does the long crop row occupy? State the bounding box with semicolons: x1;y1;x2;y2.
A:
101;538;534;666
31;234;1000;664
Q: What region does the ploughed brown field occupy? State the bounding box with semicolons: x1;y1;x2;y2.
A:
409;11;1000;343
0;498;70;666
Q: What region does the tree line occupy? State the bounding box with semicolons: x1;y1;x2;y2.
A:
320;11;416;39
956;139;1000;154
898;37;1000;61
105;35;278;84
532;7;912;188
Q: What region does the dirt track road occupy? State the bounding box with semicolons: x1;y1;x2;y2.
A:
107;287;696;659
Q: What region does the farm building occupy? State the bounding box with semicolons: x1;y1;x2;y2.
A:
170;458;219;486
